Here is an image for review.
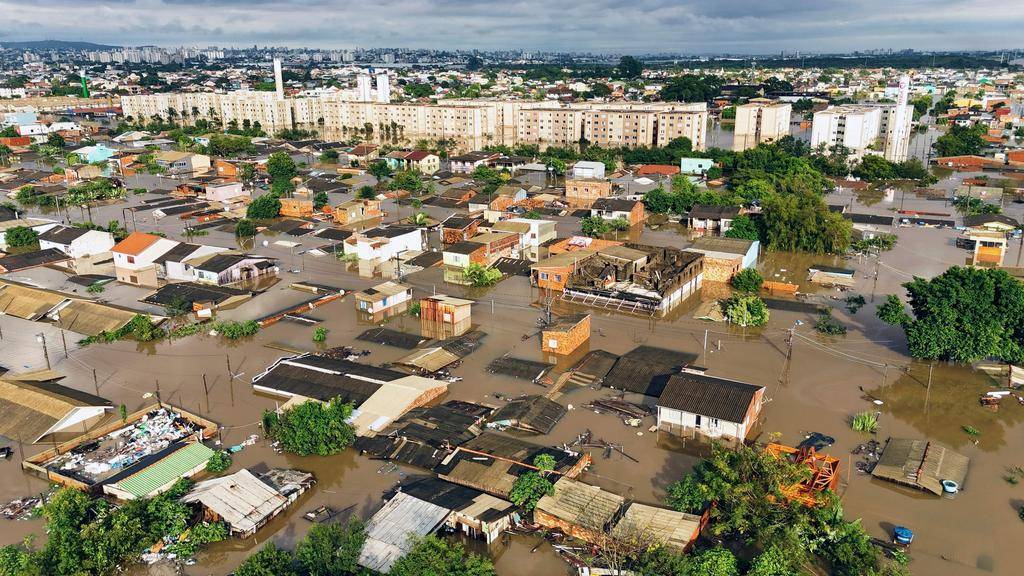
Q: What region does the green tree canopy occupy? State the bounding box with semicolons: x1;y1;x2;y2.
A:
295;520;366;576
266;151;297;182
389;535;495;576
262;397;356;456
724;214;760;240
731;268;763;293
760;183;851;254
4;226;38;249
880;267;1024;363
724;295;770;327
246;194;282;219
933;124;986;157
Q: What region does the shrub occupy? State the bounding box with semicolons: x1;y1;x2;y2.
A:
462;263;502;287
4;226;38;248
731;268;763;293
723;295;769;327
851;411;878;433
205;451;232;473
86;283;105;294
312;326;328;343
815;310;847;335
212;320;259;340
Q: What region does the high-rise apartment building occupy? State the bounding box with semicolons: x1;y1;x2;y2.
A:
733;101;792;151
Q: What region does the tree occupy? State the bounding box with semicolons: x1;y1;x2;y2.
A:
876;294;911;326
357;185;377;200
687;548;738;576
731;268;763;293
659;74;722;102
266;151;297;182
389;535;495;576
235;542;299;576
313;191;329;210
761;185;851;254
262;397;356;456
462;263;502;287
852;154;898;181
933;123;986;157
235;218;257;237
4;226;38;249
368;160;393;180
246;194;282;219
46;132;66;148
0;144;12;167
581;216;611;237
724;295;769;327
295;520;366;576
642;186;673;214
724;214;759;240
747;546;797;576
883;267;1024;363
616;55;643;79
509;455;556;511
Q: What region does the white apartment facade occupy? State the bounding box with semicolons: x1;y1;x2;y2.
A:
810;105;883;159
733;102;792;151
121;94;709;150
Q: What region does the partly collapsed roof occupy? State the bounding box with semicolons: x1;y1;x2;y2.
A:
872;438;970;496
358;491;450;574
489;395;567;434
536;477;625;533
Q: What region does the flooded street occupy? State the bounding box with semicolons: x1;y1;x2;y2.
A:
1;158;1023;576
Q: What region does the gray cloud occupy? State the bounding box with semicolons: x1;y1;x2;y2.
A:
0;0;1020;53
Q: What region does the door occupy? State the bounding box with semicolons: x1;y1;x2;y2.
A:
694;414;702;429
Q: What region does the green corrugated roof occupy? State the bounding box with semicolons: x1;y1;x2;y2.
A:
113;442;215;499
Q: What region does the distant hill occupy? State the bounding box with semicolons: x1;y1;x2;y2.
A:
0;40;120;50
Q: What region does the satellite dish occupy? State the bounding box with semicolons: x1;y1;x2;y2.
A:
262;240;269;247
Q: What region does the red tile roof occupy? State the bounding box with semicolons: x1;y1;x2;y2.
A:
635;164;680;176
111;231;161;255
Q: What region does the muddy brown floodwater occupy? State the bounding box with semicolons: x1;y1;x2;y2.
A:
1;232;1022;576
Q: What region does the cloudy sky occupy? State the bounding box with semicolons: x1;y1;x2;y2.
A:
1;0;1020;54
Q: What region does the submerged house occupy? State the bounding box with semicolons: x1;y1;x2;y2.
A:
353;281;413;321
488;395;567;435
871;438;970;496
251;354;448;436
435;432;590;499
656;370;765;441
561;244;703;316
182;468;315;537
354;401;492;469
0;371;112;443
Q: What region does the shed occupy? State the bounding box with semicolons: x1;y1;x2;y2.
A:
103;441;215;500
610;502;705;552
398;477;517;544
358;491;450;573
489;395;567;434
603;346;697;397
541;313;591;355
182;468;314;537
419;294;473;339
871;438;970;496
535;477;625;542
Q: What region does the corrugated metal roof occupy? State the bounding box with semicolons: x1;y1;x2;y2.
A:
111;442;215;499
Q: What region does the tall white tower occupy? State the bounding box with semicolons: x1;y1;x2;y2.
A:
375;72;391;104
887;75;912;162
273;58;284;100
357;74;373;102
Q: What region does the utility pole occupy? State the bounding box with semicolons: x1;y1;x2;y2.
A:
60;329;68;359
93;369;99;396
203;374;210;413
924;362;935;411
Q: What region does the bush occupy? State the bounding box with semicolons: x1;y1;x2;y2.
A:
462;263;502;287
356;185;377;200
509;455;556;511
723;295;769;327
86;283;105;294
4;226;38;248
212;320;259;339
312;326;328;343
851;411;878;433
389;535;495;576
815;310;847;335
235;218;257;237
262;397;356;456
731;268;763;293
206;451;232;473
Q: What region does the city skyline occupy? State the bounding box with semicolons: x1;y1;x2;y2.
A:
2;0;1021;54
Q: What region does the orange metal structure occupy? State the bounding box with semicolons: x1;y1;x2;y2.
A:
765;443;840;506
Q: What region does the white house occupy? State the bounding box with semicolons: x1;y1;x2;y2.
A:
204;181;248;203
189;253;278;286
111;231;180;287
37;226;115;259
656;370;765;441
494;217;556;261
353;281;413;317
571;160;606;179
343;226;425;264
155;242;229;282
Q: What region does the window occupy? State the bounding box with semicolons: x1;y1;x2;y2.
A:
127;255;135;264
539;272;549;280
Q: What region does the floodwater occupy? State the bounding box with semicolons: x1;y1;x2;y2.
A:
3;179;1024;576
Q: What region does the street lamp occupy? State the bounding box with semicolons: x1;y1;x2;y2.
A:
36;333;51;370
